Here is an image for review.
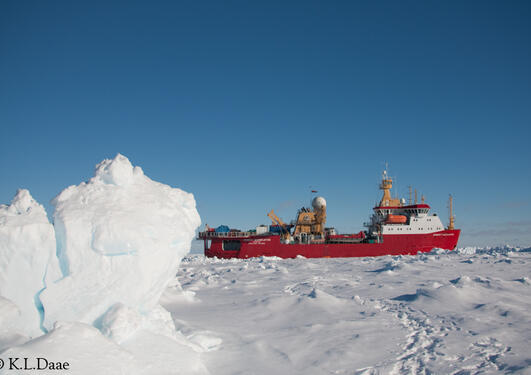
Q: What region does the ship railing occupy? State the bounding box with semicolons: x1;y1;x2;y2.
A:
199;231;255;239
327;237;365;244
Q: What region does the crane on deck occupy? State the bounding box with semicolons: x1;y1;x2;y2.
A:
267;210;291;240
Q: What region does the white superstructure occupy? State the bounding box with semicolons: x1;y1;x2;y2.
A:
368;205;445;235
366;168;448;236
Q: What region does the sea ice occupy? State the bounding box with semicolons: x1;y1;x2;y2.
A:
171;248;531;374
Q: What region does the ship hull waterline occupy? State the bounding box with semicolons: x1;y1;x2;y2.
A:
204;229;461;259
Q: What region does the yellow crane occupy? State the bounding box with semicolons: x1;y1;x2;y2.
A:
267;210;291;240
267;210;285;226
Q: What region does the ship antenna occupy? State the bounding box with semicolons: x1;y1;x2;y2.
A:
408;185;412;205
448;194;455;230
309;186;318;207
381;162;389;182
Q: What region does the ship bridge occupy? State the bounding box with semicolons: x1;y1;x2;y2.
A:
373;168;431;217
373;203;430;217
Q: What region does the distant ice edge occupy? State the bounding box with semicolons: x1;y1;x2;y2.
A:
0;154;208;375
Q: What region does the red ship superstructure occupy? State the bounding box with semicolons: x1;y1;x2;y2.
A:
199;169;460;259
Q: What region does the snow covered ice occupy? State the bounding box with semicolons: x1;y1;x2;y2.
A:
0;154;206;374
168;247;531;374
0;189;60;340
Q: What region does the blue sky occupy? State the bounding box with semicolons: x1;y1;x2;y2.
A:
1;0;530;247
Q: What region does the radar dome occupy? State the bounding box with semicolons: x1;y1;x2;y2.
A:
312;196;326;210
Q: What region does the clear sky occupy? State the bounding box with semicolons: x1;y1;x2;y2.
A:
1;1;530;247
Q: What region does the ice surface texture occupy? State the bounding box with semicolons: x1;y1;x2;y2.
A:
171;249;531;374
40;153;201;329
0;189;60;338
1;321;208;375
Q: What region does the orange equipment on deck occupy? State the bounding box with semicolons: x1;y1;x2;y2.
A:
385;214;407;224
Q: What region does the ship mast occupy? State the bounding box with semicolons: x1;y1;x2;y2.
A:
379;167;401;207
448;194;455;230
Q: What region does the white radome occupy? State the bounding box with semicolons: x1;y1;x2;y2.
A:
312;196;326;210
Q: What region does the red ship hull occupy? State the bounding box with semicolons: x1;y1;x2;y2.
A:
204;229;461;259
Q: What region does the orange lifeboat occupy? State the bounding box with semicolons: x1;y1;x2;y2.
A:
385;214;407;224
